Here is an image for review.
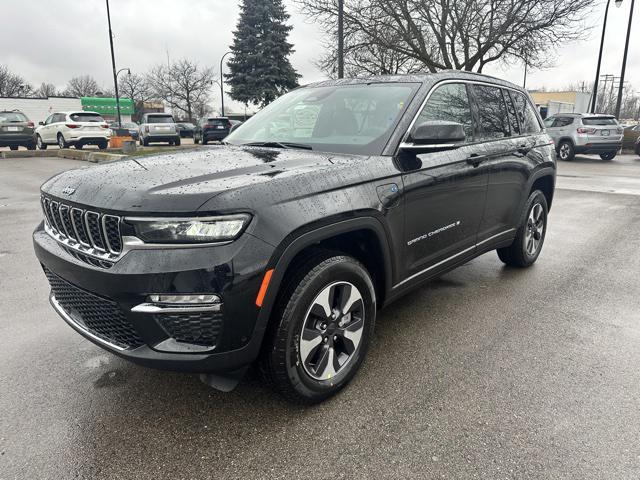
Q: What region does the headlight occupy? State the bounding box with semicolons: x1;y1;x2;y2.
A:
126;214;251;244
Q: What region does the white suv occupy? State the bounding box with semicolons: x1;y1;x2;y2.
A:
138;113;181;146
35;111;111;150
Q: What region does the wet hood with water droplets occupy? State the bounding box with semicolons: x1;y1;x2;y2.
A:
40;146;363;213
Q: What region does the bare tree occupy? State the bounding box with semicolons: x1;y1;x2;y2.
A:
148;59;215;121
118;73;151;103
64;75;100;97
0;64;32;96
34;82;58;97
297;0;597;76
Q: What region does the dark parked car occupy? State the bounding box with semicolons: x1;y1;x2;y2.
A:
110;121;139;140
34;71;556;403
177;122;195;138
0;110;36;150
194;117;232;144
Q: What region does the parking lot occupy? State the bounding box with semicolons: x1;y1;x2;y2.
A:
1;153;639;479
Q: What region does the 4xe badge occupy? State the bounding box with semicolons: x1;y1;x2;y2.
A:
61;186;76;196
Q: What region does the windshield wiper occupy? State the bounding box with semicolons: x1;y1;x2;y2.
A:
241;141;313;150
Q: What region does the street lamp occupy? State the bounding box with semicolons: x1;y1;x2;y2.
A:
591;0;624;113
219;51;232;117
615;0;635;118
338;0;344;79
105;0;124;126
115;68;130;126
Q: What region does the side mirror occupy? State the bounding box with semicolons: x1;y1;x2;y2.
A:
39;121;44;126
405;120;466;147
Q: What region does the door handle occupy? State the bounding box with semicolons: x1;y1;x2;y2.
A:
517;144;533;155
466;154;486;167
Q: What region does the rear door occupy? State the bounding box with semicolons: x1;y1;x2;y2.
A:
400;82;488;284
473;87;544;242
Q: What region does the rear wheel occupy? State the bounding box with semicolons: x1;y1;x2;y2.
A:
557;140;574;161
599;151;616;161
36;135;47;150
9;145;18;151
57;133;68;149
174;137;181;146
202;137;208;145
497;190;548;268
75;143;83;150
26;142;36;151
143;136;149;147
194;133;200;144
260;252;376;404
98;141;107;150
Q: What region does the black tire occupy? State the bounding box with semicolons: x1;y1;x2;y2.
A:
194;133;200;144
139;136;143;146
9;145;18;151
98;141;107;150
36;135;47;150
75;143;83;150
599;151;616;161
57;133;68;149
557;140;575;161
174;137;181;146
259;252;376;404
202;137;208;145
143;136;149;147
26;142;36;151
497;190;548;268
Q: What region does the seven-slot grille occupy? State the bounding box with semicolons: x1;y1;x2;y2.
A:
41;195;123;255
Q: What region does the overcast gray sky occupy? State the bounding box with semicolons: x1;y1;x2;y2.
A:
1;0;637;112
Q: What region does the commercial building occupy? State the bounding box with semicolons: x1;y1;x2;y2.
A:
529;91;592;119
0;96;134;124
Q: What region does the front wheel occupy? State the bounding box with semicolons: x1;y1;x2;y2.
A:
497;190;548;268
557;140;575;161
36;135;47;150
259;253;376;404
599;151;616;161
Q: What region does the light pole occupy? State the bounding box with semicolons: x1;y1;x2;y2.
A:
591;0;624;113
338;0;344;79
105;0;123;125
615;0;635;118
115;68;130;125
219;51;232;116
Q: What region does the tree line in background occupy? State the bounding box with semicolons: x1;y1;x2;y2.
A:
2;0;638;120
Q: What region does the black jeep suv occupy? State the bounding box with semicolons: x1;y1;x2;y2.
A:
34;72;555;403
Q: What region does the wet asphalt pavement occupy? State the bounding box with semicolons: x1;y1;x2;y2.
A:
1;154;639;479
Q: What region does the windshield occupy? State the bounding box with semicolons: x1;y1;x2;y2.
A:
583;117;617;126
0;112;28;123
147;115;174;124
226;83;419;155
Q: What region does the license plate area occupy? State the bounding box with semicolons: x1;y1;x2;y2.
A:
601;129;610;136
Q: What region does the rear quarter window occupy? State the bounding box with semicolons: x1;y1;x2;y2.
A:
510;91;541;134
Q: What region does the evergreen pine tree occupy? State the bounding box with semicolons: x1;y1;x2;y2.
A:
226;0;300;107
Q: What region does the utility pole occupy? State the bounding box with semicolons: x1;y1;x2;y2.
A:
337;0;344;79
105;0;122;126
615;0;635;118
591;0;613;113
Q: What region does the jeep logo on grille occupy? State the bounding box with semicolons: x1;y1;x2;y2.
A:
62;187;76;196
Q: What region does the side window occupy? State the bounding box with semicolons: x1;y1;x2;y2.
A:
504;89;520;136
553;117;573;128
416;83;474;142
511;91;541;134
471;84;509;140
53;113;65;123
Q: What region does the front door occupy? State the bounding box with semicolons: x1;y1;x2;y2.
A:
399;83;488;284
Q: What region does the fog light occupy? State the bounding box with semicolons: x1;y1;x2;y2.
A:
148;294;221;304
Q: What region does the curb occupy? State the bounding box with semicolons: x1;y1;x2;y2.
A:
56;149;126;163
0;150;52;159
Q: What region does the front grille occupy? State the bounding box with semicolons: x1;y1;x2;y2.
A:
41;195;123;260
155;312;223;347
45;268;144;350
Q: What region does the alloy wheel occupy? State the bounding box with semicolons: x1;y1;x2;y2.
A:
299;281;365;381
559;144;570;160
525;203;544;256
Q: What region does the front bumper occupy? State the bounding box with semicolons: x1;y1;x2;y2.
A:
33;223;274;373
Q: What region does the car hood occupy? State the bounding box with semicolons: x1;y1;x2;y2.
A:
40;145;368;213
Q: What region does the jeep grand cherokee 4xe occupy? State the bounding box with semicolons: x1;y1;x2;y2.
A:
34;72;556;404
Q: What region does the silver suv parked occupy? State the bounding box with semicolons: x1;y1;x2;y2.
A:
138;113;180;146
544;113;623;161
